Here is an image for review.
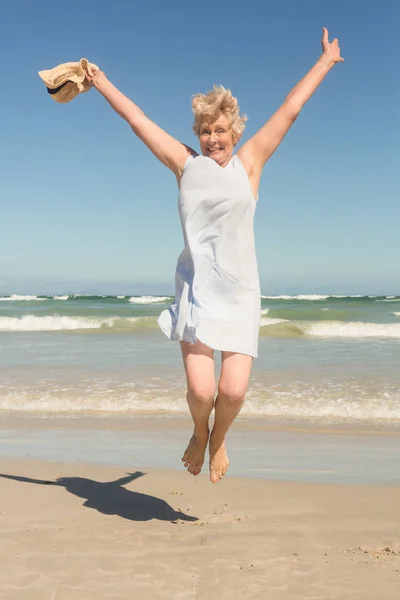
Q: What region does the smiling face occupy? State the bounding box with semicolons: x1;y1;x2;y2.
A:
198;115;239;167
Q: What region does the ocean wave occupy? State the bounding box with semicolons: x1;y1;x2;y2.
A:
261;295;399;302
244;384;400;420
129;296;171;304
0;294;46;302
260;317;289;327
1;293;398;305
0;294;172;304
259;319;400;339
261;294;330;301
0;315;156;332
394;312;400;317
72;294;104;298
1;384;399;421
260;309;291;328
265;307;351;322
304;321;400;339
2;313;399;338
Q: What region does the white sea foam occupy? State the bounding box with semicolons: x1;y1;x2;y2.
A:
53;295;69;301
259;312;400;338
0;316;117;331
1;383;399;421
72;294;98;298
377;299;400;302
394;312;400;317
260;317;289;327
129;296;170;304
117;296;125;299
0;315;153;332
261;295;329;301
303;321;400;339
0;294;45;302
244;385;400;421
260;309;289;327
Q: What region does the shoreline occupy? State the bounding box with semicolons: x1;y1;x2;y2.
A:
2;411;400;433
1;413;399;486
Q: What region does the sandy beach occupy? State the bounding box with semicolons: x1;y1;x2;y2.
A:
1;445;400;599
2;0;399;595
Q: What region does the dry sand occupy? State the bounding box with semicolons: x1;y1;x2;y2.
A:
0;457;399;599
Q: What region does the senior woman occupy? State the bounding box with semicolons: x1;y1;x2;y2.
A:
85;27;343;483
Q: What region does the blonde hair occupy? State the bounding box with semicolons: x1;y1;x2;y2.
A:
192;84;247;140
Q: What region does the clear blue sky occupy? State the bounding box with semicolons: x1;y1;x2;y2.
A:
1;0;399;295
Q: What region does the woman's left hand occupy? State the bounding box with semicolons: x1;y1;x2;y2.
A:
321;27;344;63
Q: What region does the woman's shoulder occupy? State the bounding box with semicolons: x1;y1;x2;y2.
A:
182;146;200;170
182;144;199;159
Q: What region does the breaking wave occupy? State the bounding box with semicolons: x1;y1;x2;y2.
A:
0;315;157;332
128;296;171;304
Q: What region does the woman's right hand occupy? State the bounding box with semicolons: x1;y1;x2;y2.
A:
84;66;106;88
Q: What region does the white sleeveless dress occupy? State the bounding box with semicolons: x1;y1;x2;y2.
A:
158;153;261;357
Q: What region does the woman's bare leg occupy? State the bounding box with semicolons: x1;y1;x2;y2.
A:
180;340;216;476
209;352;253;483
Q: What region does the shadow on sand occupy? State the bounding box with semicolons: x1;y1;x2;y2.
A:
0;471;197;522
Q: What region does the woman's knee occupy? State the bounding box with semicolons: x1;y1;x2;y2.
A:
187;383;216;405
217;381;247;405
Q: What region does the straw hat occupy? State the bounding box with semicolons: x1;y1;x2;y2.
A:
38;58;99;104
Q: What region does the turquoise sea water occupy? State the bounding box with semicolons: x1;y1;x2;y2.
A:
0;293;399;421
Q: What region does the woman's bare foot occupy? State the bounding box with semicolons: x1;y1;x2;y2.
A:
209;434;229;483
182;431;209;476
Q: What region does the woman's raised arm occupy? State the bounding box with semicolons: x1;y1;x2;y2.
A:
238;28;344;174
86;68;191;179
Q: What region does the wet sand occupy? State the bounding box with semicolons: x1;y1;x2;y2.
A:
1;414;399;485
